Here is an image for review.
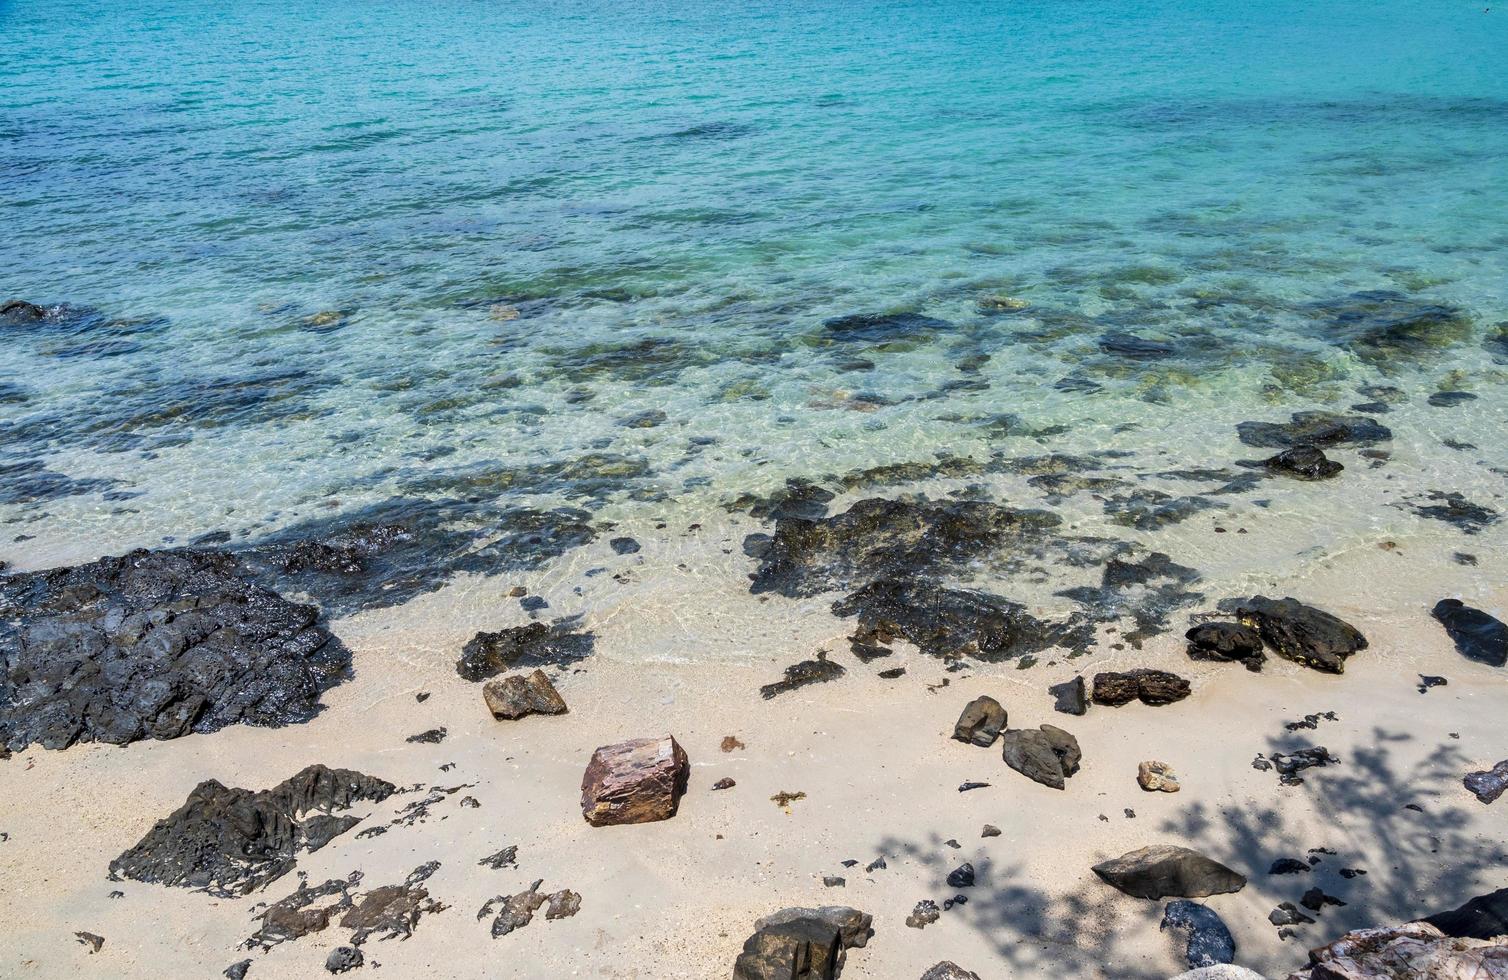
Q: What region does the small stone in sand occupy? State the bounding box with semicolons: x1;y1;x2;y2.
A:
479;846;518;870
712;778;736;791
771;791;806;809
906;900;941;929
325;947;363;973
75;932;104;954
1269;902;1315;926
482;669;567;720
406;728;447;744
1418;675;1447;693
1137;760;1180;793
223;961;251;980
946;863;976;888
952;695;1007;747
981;824;1001;838
544;889;581;920
958;781;989;792
721;736;745;752
823;876;846;888
866;857;886;872
921;963;982;980
1269;858;1310;875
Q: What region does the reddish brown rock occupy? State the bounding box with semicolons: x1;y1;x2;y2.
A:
482;669;567;720
580;735;689;827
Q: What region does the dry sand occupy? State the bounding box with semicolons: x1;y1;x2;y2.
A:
2;513;1506;980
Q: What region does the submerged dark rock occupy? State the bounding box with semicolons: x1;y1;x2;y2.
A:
1236;412;1391;450
456;620;594;682
822;312;950;344
1234;596;1367;674
111;765;395;896
1407;492;1500;534
747;497;1060;599
0;548;349;752
1102;490;1221;531
1099;333;1176;359
1311;290;1473;364
1262;446;1343;480
1185;622;1265;671
1162;899;1236;969
834;579;1074;662
1428;391;1478;408
1092;845;1246;900
1431;599;1508;667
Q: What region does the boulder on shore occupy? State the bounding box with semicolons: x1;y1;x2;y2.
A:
920;963;982;980
1235;596;1366;673
1286;922;1508;979
952;695;1007;747
1431;599;1508;668
1425;886;1508;939
1049;676;1088;715
1092;669;1191;707
1162;899;1236;969
483;669;567;720
1092;845;1246;900
733;906;873;980
1185;622;1266;672
580;735;689;827
1000;724;1081;790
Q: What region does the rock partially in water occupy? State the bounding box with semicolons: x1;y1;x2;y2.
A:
1103;490;1222;531
1288;922;1508;979
1092;845;1246;900
580;735;689;827
456;620;594;682
747;497;1060;599
110;764;395;896
822;312;950;344
1428;390;1478;408
1431;599;1508;667
733;905;873;980
726;478;836;522
760;656;845;699
241;497;598;618
952;695;1007;747
1236;412;1391;450
1092;669;1191;707
483;669;568;720
1162;899;1236;969
1262;446;1343;480
1000;724;1081;790
0;299;48;323
1464;761;1508;804
833;579;1080;662
1234;596;1367;674
0;548;349;752
1186;622;1266;671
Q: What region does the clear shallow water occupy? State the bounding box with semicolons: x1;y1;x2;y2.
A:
2;0;1507;573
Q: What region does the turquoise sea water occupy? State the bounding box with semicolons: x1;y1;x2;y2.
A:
2;0;1507;568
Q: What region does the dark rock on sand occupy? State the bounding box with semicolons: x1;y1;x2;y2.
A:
946;863;976;888
1162;899;1236;969
609;536;641;555
761;655;846;699
75;931;104;953
1000;725;1081;790
952;696;1006;747
325;947;363;973
733;906;873;980
223;960;252;979
1301;887;1346;912
1049;676;1088;715
483;669;568;719
1431;599;1508;668
906;900;941;930
110;764;395;896
341;862;445;943
1263;446;1343;480
920;963;981;980
981;824;1001;838
456;620;594;682
0;548;349;752
1419;674;1448;693
1092;669;1190;707
1092;845;1246;900
580;735;689;827
1236;412;1391;450
834;578;1075;663
747;497;1059;599
1234;596;1366;674
1426;887;1508;939
1185;622;1265;671
479;846;518;870
1464;761;1508;804
1270;902;1315;926
1269;858;1311;875
406;727;447;744
1266;747;1340;785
